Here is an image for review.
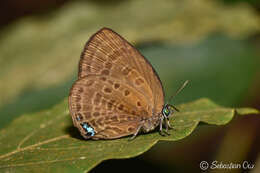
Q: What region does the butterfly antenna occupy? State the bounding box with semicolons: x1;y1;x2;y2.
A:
167;80;189;105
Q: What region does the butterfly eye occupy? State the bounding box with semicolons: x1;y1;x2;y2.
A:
163;107;170;117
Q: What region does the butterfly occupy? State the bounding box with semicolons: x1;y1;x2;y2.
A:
69;27;188;140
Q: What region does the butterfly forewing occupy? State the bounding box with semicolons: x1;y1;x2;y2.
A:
79;28;164;112
69;28;165;139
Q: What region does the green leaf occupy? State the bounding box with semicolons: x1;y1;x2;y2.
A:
0;98;258;172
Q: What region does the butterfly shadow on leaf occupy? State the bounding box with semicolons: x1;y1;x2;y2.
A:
64;125;86;140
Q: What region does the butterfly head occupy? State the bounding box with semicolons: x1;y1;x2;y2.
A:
162;80;189;118
162;104;179;118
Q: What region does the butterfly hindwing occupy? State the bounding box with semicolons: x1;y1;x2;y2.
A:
69;75;152;139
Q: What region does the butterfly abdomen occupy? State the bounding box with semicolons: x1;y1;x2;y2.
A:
141;114;161;132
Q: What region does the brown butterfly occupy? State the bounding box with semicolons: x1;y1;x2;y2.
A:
69;28;188;140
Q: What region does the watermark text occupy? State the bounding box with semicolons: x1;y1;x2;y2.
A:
199;160;254;171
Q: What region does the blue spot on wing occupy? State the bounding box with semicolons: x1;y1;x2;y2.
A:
81;122;95;137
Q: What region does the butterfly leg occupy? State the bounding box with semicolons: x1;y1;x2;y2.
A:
159;116;166;136
166;118;173;129
164;118;171;136
129;124;143;140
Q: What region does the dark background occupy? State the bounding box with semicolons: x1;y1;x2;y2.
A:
0;0;260;172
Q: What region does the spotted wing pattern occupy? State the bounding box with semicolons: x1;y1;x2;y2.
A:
69;28;164;139
69;75;152;139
